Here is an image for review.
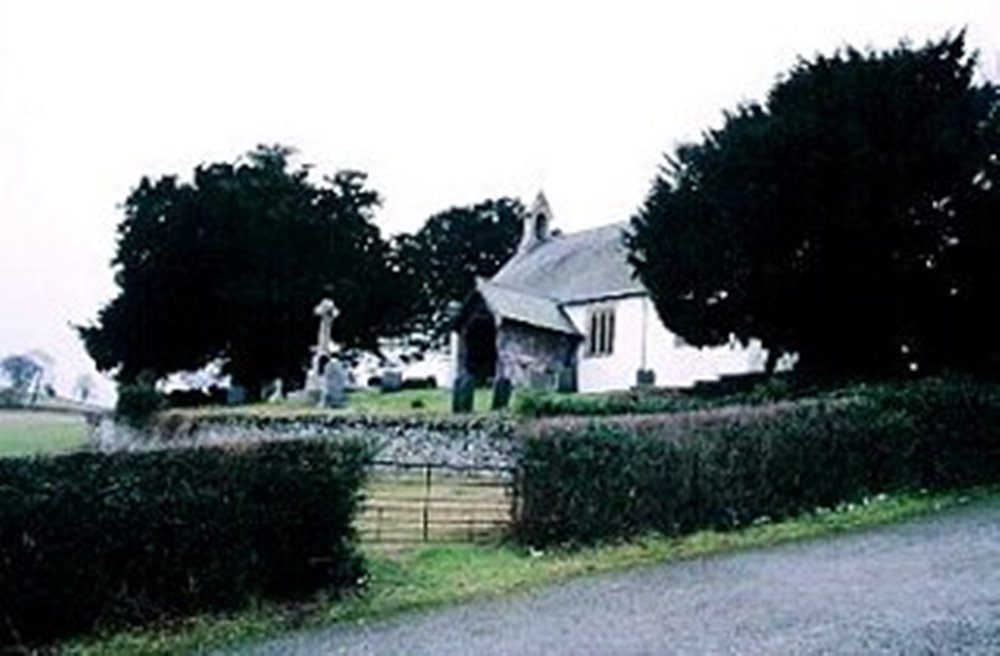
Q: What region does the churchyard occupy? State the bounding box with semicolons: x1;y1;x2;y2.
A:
3;29;1000;655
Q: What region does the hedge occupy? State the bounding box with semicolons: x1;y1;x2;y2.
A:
0;438;369;647
515;379;1000;546
512;375;800;418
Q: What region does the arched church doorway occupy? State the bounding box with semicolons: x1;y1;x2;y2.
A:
462;313;497;385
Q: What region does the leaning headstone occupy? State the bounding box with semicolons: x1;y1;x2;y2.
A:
491;377;513;411
321;359;347;408
452;374;475;414
380;370;403;394
226;385;247;406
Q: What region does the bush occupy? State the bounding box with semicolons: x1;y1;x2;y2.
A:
515;379;1000;546
115;378;166;426
0;439;369;648
513;389;693;418
512;377;804;418
400;376;438;390
165;386;227;408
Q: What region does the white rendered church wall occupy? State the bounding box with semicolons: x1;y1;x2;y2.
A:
566;295;767;392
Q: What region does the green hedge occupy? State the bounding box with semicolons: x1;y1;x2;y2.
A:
512;376;799;418
0;439;369;647
515;379;1000;546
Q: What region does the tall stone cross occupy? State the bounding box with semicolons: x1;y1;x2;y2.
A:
314;298;339;357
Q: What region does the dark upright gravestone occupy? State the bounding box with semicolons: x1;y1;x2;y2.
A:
321;360;347;408
380;370;403;393
452;374;475;414
557;366;577;393
491;377;513;411
635;368;656;389
226;385;247;405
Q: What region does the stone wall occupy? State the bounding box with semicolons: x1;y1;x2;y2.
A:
91;412;520;471
496;322;578;390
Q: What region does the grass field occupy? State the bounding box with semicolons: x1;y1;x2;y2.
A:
0;410;90;457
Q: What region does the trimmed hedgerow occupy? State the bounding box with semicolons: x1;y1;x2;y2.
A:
0;439;369;648
512;375;801;418
515;379;1000;546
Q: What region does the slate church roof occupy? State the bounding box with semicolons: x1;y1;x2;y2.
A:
491;222;644;304
475;281;580;335
470;192;646;335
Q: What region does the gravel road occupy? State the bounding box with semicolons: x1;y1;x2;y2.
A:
233;497;1000;655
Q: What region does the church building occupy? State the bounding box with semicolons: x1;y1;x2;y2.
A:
451;193;768;392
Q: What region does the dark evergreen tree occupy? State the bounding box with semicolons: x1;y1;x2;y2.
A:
629;34;1000;379
396;197;524;336
79;145;391;396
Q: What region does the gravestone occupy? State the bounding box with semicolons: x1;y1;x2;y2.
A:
321;360;347;408
635;368;656;389
226;385;247;405
266;378;284;403
305;298;339;397
491;377;512;411
556;366;577;393
452;374;475;414
380;370;403;393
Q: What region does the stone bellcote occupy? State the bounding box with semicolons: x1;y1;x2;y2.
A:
519;191;553;253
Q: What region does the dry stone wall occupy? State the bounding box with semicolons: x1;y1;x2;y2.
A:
92;413;519;470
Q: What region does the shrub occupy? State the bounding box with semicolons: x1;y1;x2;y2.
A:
115;378;166;426
165;386;227;408
513;389;695;418
0;439;369;648
515;379;1000;546
511;377;806;419
401;376;438;390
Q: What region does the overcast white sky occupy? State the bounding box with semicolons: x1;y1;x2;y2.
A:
1;1;997;402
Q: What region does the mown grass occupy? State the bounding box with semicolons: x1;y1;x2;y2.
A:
62;486;998;656
0;410;89;457
173;388;495;419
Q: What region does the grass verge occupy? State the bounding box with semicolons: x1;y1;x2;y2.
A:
171;388;495;419
63;486;998;656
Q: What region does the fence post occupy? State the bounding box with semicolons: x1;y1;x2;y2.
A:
510;466;520;527
422;464;432;542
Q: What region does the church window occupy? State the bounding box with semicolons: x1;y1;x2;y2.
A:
586;306;615;357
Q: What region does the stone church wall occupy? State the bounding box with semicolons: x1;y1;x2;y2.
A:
496;322;578;390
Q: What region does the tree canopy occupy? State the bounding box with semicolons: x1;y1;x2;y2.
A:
628;34;1000;379
392;197;524;338
79;146;393;395
0;354;42;401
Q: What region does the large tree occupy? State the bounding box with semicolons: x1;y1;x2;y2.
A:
79;145;393;396
629;34;1000;379
393;197;524;337
0;354;42;402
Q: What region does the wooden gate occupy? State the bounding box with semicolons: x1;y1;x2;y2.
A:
359;461;515;548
